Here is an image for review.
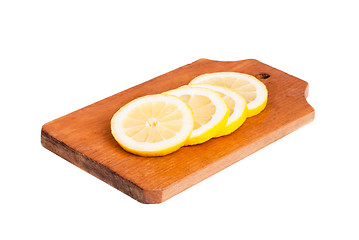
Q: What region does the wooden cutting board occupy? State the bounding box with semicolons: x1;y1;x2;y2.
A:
41;59;315;204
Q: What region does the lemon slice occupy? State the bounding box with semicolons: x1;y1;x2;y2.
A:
165;86;230;145
191;84;247;137
111;94;194;157
190;72;268;117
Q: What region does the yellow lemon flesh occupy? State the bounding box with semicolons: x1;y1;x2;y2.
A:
111;94;194;156
190;72;268;117
165;86;230;145
191;84;247;137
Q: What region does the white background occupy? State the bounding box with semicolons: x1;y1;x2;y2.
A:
1;0;358;239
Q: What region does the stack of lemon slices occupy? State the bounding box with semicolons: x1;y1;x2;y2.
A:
111;72;268;156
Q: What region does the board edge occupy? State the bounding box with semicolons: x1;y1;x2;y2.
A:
40;125;164;204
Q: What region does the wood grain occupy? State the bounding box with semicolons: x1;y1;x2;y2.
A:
41;59;315;204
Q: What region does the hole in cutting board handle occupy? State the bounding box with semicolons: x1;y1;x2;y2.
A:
255;72;271;79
